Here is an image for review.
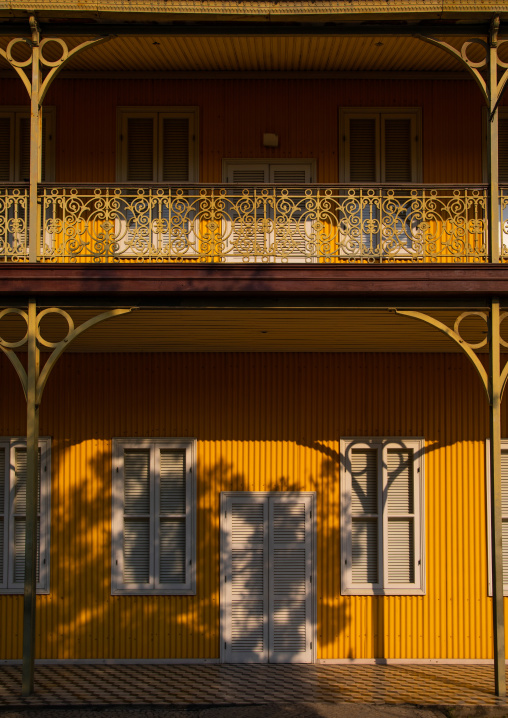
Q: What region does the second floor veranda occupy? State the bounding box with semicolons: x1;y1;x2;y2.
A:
0;183;499;263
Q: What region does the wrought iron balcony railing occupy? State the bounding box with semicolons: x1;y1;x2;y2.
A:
0;184;495;263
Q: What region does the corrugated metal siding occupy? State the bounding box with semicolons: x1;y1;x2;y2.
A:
0;351;501;660
0;77;485;183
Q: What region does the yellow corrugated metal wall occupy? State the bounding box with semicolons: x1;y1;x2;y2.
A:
0;77;489;183
0;350;500;660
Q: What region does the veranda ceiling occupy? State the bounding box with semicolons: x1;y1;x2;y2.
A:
0;33;493;74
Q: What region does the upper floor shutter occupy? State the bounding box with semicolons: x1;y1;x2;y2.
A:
12;447;41;585
348;117;378;182
126;117;156;182
499;116;508;184
383;117;412;183
0;117;12;181
161;117;190;182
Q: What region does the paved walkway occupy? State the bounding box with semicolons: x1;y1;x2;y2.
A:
0;664;507;710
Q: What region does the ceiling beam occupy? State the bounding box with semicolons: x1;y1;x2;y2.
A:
0;21;496;38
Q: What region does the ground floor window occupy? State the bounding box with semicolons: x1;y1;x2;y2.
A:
111;438;196;595
0;437;51;593
340;437;425;596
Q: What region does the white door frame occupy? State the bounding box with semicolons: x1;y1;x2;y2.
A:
220;490;317;663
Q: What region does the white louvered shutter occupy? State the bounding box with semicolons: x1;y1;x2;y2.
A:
123;449;151;585
269;495;312;662
0;116;13;181
158;449;187;586
12;447;41;586
348;117;378;183
382;117;413;183
225;496;268;662
386;448;415;586
350;448;379;585
0;447;5;586
126;116;156;182
501;450;508;588
160;117;190;182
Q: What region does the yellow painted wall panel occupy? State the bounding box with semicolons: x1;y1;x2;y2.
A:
0;351;501;660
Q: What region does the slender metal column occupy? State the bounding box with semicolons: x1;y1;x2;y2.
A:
489;298;506;697
29;20;41;264
21;298;40;696
488;19;501;264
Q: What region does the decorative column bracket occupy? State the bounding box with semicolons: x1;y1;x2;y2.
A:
0;17;111;104
394;303;507;698
0;303;135;696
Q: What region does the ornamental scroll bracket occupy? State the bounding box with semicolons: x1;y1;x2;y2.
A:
0;16;112;104
416;15;508;114
0;306;135;404
393;308;508;403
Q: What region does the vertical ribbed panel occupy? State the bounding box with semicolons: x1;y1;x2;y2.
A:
500;116;508;184
162;118;189;182
160;450;185;514
0;447;4;516
0;351;498;660
124;450;150;515
0;77;482;184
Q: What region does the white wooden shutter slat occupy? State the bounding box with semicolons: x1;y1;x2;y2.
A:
352;518;378;583
384;118;412;183
271;170;308;184
0;517;3;584
123;519;150;583
349;118;377;182
351;449;378;514
127;117;155;182
161;118;189;182
269;497;312;662
159;518;186;583
19;117;30;183
124;449;150;515
231;169;267;183
0;117;12;181
159;450;185;514
13;517;40;583
386;449;414;514
387;518;414;583
13;448;41;514
227;499;268;661
0;447;4;585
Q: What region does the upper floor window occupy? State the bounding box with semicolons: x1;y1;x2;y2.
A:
0;438;51;594
0;107;55;182
116;107;199;182
112;438;197;595
340;437;425;596
339;108;422;183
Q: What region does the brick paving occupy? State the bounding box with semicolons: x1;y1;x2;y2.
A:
0;664;506;709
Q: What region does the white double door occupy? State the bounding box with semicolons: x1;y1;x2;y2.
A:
221;492;315;663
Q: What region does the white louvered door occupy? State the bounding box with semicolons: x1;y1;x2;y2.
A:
268;494;313;662
222;492;314;663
